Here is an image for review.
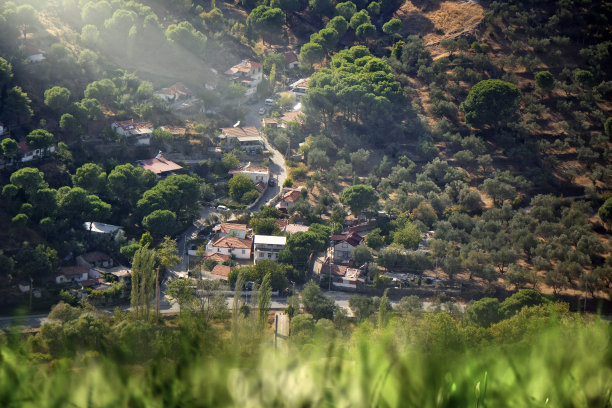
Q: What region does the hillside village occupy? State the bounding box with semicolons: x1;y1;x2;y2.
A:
0;0;611;404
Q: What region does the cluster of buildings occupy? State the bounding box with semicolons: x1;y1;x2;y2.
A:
55;252;130;292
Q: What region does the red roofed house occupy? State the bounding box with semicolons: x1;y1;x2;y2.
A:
136;152;183;178
206;236;253;260
224;59;263;96
330;232;365;263
56;266;89;284
214;223;249;239
209;264;232;281
111;119;153;145
284;51;299;69
204;253;231;263
278;187;302;211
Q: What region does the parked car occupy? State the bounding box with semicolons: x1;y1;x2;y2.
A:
259;107;266;115
268;178;276;187
216;204;229;211
265;98;275;106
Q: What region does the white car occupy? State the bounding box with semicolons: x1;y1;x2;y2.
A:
259;107;266;115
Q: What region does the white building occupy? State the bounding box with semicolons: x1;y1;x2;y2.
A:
206;236;253;260
228;163;270;186
56;266;89;285
111;120;153;145
253;235;287;264
330;232;364;263
224;60;263;96
18;141;56;163
289;78;310;100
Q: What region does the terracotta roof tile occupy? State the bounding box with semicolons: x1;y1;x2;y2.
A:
210;264;232;279
137;156;183;175
210;236;253;249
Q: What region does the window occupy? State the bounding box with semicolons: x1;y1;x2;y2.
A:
268;253;272;258
242;250;245;254
342;243;348;248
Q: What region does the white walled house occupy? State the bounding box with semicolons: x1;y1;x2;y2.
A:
228;163;270;185
224;60;263;96
206;236;253;260
111;120;153;145
18;141;56;163
330;232;364;263
253;235;286;264
219;127;263;152
56;266;89;284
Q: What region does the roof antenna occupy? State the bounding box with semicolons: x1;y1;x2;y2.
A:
233;120;240;127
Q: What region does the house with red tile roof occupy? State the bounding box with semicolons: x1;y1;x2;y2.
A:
228;162;270;185
224;60;263;96
330;232;364;263
111;119;153;145
219;126;263;152
278;187;302;211
214;223;249;239
154;82;193;102
209;264;232;281
284;51;299;69
136;153;183;177
206;236;253;259
17;141;56;163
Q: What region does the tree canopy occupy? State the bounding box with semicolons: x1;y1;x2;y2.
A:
461;79;521;129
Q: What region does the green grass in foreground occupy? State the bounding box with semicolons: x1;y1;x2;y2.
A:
0;304;611;407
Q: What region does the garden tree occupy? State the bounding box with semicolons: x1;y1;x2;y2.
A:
263;53;286;75
349;10;370;30
412;201;438;228
301;281;335;320
604;118;612;138
137;175;202;221
142;210;177;239
327;16;348;37
377;245;407;271
535;71;555;96
15;244;58;279
1;86;33;125
279;224;330;268
440;39;459;57
464;297;501;328
1;138;18;161
12;213;28;227
166;278;194;315
598;197;612;227
72;163;107;196
340;184;378;218
15;4;37;40
105;9;136;39
221;153;240;171
365;229;384;250
246;6;284;44
57;187;111;227
228;174;257;203
44;86;71;111
382;17;401;36
26;129;54;154
131;247;156;319
461;79;521;129
257;273;272;331
482;177;516;207
355;23;376;42
229;260;290;292
393;222;421;249
10;167;47;196
349;296;375;322
352;245;373;266
309;0;333;17
108;164;156;210
250;217;280;235
154;237;181;318
336;2;356;20
299;42;325;67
